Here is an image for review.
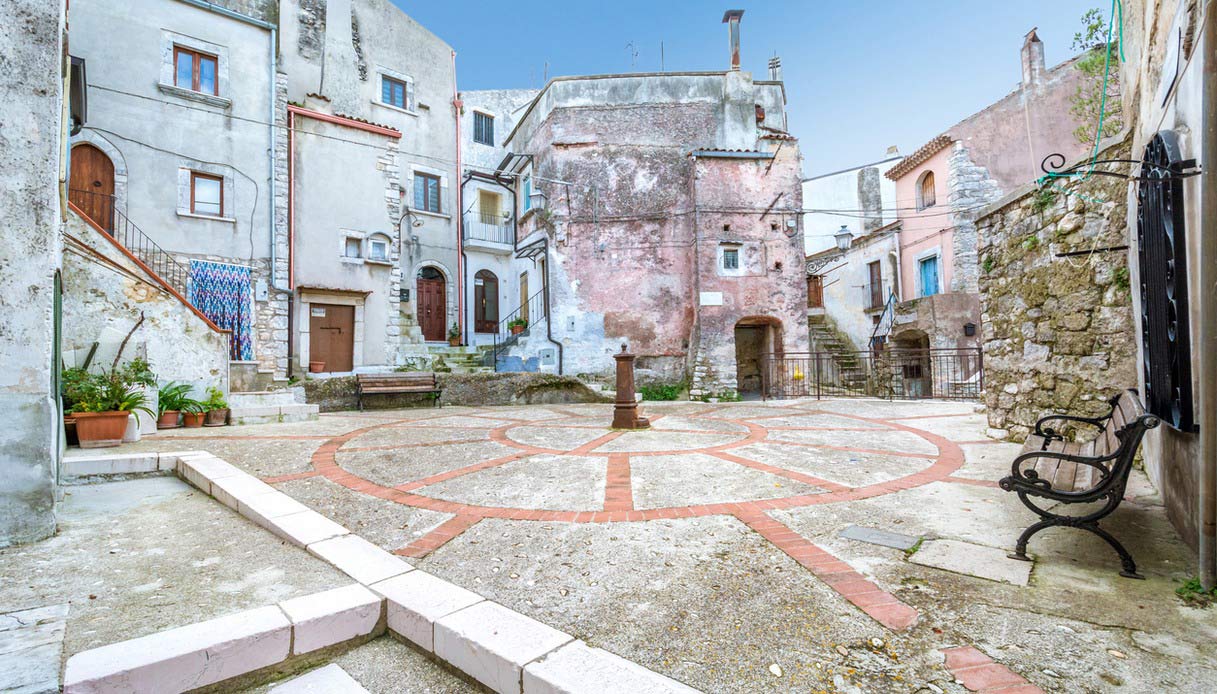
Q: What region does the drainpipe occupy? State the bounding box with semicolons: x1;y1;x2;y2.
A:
1198;0;1216;590
542;240;564;375
287;109;296;376
453;51;465;345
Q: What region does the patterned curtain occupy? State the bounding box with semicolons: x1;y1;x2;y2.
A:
188;260;253;361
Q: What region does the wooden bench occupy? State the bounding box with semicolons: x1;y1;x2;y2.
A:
355;373;442;411
998;389;1160;578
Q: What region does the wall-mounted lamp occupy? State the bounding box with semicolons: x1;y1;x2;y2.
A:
806;225;855;274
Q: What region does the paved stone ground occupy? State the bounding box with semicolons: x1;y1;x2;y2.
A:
90;400;1217;693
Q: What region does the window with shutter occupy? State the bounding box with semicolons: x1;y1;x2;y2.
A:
473;112;494;145
413;172;442;213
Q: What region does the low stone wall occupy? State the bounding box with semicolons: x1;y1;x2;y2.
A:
976;139;1136;440
304;372;610;412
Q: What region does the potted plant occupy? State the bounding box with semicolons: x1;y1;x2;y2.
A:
309;360;326;373
157;381;192;429
202;386;229;427
447;322;461;347
507;317;528;335
61;366;91;446
69;369;154;448
181;398;206;428
119;358;159;435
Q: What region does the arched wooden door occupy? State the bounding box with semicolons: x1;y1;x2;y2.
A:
474;270;499;333
69;143;115;230
416;267;446;342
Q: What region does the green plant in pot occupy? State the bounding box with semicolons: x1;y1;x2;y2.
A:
180;397;206;428
507;317;528;335
157;382;192;429
448;322;462;347
69;369;154;448
202;386;229;427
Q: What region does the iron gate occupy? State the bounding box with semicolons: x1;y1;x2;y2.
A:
760;348;983;401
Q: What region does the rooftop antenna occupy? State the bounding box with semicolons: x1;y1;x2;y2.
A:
543;61;548;83
660;41;665;71
626;41;638;69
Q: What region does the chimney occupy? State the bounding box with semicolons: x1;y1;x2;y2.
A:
723;9;744;71
768;55;782;81
1021;28;1046;86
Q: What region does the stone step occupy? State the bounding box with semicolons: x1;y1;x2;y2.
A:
230;402;319;426
227;387;305;409
269;665;369;693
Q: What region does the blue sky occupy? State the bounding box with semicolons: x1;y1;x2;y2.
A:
396;1;1099;176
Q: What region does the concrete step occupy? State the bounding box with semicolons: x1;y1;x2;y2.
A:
227;387;306;409
230;402;319;425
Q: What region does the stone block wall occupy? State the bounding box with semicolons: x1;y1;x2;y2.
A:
977;140;1137;440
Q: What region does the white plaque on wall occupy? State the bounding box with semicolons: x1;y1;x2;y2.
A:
699;291;724;306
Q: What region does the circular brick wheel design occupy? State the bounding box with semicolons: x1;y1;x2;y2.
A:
305;405;966;523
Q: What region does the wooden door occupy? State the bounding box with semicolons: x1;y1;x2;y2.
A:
417;277;446;341
807;275;823;308
69;144;115;230
309;304;355;372
474;270;498;333
518;272;529;323
867;261;883;308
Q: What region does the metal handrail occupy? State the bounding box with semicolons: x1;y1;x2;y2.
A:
463;211;515;245
868;290;897;350
490;286;548;370
68;188;191;297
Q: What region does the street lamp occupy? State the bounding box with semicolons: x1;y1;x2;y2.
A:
834;225;853;252
806;225;855;274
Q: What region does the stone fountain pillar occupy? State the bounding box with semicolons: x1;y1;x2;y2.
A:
612;344;650;430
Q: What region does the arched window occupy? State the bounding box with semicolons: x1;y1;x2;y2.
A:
916;171;936;210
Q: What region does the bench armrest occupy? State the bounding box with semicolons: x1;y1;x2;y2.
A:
1033;414;1107;440
1002;449;1116;491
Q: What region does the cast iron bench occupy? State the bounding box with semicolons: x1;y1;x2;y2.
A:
998;389;1159;578
355;373;442;410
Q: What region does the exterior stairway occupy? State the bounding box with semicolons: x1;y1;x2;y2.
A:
227;387;318;425
807;314;870;394
426;345;493;374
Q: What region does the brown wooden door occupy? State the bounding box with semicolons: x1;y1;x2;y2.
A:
309;304;355;372
807;275;823;308
69;144;115;230
867;261;883;308
474;270;498;333
518;272;529;323
417;277;446;341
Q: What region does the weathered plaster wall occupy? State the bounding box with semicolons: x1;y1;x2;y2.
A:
895;147;954;297
813;229;900;350
0;0;65;547
1119;0;1207;549
62;213;230;391
977;139;1136;441
802;155;900;254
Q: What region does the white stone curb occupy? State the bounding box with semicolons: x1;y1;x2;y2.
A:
164;452;702;694
434;601;574;694
60;451;182;482
268;664;369;693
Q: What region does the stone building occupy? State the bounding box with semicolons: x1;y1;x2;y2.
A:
278;0;459;372
498;12;808;397
1116;0;1214;583
802;150;902;352
67;0;279;387
457;89;540;349
880;29;1089;354
1;0;69;546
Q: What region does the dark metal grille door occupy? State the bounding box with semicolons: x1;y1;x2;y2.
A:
1136;130;1196;431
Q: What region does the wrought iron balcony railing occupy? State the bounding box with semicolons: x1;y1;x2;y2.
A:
463;211;514;245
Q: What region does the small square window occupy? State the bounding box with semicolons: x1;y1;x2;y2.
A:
344;237;362;258
723;248;739;270
190;172;223;216
473;112;494;145
414;172;441;213
368;238;388;261
174;46;218;95
381;75;413;110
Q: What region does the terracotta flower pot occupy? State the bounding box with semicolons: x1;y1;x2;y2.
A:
157;410;181;429
182;412;205;428
204;408;229;427
309;361;326;373
74;411;131;448
510;325;525;335
448;337;461;347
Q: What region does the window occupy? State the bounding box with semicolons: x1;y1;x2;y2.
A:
190;172;223;216
174;46;218;95
522;175;532;212
918;255;940;298
344;237;362;258
413;172;441;213
473;112;494;145
867;260;883;308
916;171;936;210
381;75;413;111
368;236;389;262
723;248;739;270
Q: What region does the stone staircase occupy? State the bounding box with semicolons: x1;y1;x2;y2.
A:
227;387;318;425
807;314;871;394
426;344;493;374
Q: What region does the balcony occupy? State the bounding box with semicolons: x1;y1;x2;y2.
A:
463;211;514;253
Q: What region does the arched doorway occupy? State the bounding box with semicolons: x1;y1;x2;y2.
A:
69;143;115;230
892;329;932;398
473;269;499;333
416;266;447;342
734;317;783;399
